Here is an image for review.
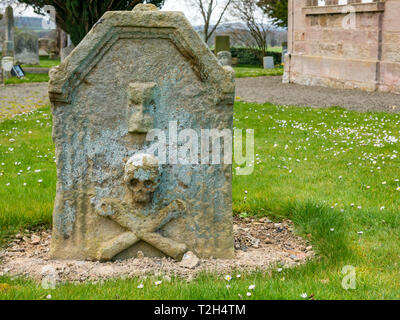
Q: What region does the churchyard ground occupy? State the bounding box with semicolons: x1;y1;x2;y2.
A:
0;98;399;299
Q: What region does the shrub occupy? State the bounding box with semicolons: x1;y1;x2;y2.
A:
230;47;282;66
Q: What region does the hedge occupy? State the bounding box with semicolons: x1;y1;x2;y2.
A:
230;47;282;66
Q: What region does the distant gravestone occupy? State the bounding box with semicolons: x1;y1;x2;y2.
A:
48;39;58;60
60;44;75;62
215;35;230;54
2;6;14;57
38;38;50;56
282;41;288;65
263;56;274;69
49;4;235;262
14;31;39;65
217;51;232;67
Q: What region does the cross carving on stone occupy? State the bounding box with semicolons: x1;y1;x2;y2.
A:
96;198;188;261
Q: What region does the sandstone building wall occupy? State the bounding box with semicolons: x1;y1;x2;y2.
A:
283;0;400;93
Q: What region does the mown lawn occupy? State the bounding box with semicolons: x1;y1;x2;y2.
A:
21;56;61;69
1;102;400;299
234;65;283;78
5;73;50;85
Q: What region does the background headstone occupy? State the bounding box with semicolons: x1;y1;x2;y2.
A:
60;44;75;61
49;5;235;262
215;35;230;54
14;31;39;65
263;56;274;69
38;38;50;56
217;50;232;67
2;6;14;57
48;39;58;59
281;41;288;65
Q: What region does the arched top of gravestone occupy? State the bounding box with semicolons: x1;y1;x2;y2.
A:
49;5;234;104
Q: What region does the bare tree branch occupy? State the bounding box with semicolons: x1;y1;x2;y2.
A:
230;0;271;61
187;0;232;44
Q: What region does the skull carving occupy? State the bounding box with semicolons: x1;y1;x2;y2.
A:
124;154;160;203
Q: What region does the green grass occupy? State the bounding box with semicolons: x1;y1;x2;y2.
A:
1;102;400;299
268;46;283;53
5;73;50;85
21;56;61;69
234;65;283;78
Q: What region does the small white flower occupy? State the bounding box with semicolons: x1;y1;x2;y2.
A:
137;284;144;289
246;292;252;297
330;228;335;232
300;293;308;299
154;281;162;286
357;231;364;235
380;206;385;211
236;274;241;278
277;268;283;272
46;294;52;299
248;284;255;290
224;275;232;281
38;179;43;183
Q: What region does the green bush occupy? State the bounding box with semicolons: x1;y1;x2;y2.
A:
230;47;282;66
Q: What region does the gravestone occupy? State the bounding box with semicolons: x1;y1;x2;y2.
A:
281;41;288;65
0;11;5;53
215;35;230;54
14;31;39;65
38;38;50;56
48;39;58;60
49;4;235;261
217;51;232;67
2;6;14;57
263;56;274;69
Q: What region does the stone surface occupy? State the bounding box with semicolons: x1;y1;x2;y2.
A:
263;56;274;69
217;50;232;67
14;31;39;65
60;44;75;62
179;251;200;269
285;0;400;94
49;5;235;262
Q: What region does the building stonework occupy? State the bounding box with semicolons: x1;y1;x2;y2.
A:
284;0;400;94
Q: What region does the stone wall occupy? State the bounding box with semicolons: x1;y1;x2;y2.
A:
284;0;400;94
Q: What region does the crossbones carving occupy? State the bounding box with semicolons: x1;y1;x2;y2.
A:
96;154;188;261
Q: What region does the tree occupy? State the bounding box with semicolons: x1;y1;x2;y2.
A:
16;0;165;46
187;0;232;44
258;0;288;28
230;0;271;62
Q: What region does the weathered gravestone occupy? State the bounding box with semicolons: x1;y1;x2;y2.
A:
217;51;232;67
38;38;50;56
2;6;14;57
263;56;274;69
49;4;235;261
60;44;75;62
14;31;39;65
